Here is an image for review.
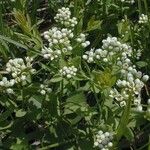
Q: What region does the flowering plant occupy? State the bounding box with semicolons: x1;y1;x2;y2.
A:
0;1;150;150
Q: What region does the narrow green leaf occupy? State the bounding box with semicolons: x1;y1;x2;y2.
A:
0;34;28;50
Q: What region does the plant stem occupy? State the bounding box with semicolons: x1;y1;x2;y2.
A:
38;137;83;150
102;0;106;16
58;79;64;116
21;88;25;108
116;95;132;142
91;83;101;120
138;0;142;15
143;0;148;14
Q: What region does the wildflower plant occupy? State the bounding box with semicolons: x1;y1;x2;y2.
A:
0;1;150;150
6;57;35;83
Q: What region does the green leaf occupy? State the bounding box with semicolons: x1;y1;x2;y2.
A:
0;34;28;50
0;121;13;130
15;109;27;117
78;138;93;150
93;68;117;89
10;138;28;150
69;56;81;67
124;127;134;141
28;95;43;109
39;62;52;72
87;17;102;32
59;58;67;68
0;110;14;122
136;61;148;68
64;92;87;115
50;75;62;83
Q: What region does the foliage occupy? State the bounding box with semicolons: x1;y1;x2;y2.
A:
0;0;150;150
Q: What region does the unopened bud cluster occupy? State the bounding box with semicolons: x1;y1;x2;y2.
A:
54;7;77;28
42;7;90;66
43;27;74;46
60;66;77;79
138;14;148;24
42;27;74;60
0;77;15;94
6;57;35;83
110;63;149;108
83;48;95;63
41;47;61;60
42;7;79;61
94;130;113;150
76;33;90;48
81;37;149;108
40;84;52;95
83;37;132;65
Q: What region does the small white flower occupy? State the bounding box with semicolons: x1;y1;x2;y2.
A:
0;77;15;94
94;142;99;147
6;88;14;94
136;105;143;112
40;90;46;95
108;142;113;147
60;66;78;79
6;58;35;84
142;75;149;82
94;130;113;149
120;101;126;107
40;84;52;95
54;7;77;28
148;99;150;105
139;14;148;24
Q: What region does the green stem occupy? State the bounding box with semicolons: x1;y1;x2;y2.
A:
58;79;64;116
38;136;85;150
138;0;142;15
116;95;132;141
143;0;148;14
60;79;64;100
38;139;75;150
74;0;78;16
129;25;134;47
21;88;25;108
137;142;150;150
91;83;101;120
102;0;107;16
74;0;78;34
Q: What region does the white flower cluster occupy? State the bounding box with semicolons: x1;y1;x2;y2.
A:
82;37;149;108
94;130;113;150
54;7;77;28
83;48;95;63
6;57;35;83
42;27;74;59
41;7;89;62
110;65;149;108
138;14;148;24
121;0;135;4
83;37;132;65
0;77;15;94
60;66;77;79
41;47;61;60
40;84;52;95
76;33;90;48
44;27;74;44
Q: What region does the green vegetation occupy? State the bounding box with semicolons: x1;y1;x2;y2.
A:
0;0;150;150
